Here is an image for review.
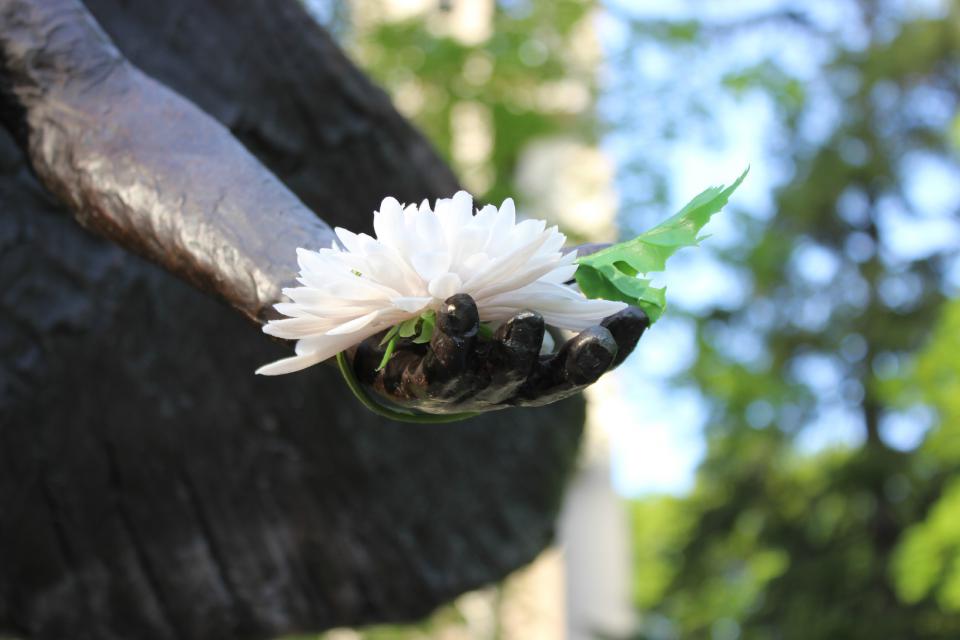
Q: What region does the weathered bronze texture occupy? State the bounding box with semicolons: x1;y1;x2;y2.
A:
356;294;648;413
0;1;645;638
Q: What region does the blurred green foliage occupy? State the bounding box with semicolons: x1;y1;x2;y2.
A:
621;2;960;639
346;0;599;207
887;300;960;613
884;300;960;465
893;476;960;611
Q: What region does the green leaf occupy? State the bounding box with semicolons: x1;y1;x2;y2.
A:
575;168;748;323
413;311;436;344
398;317;420;338
478;323;494;339
377;336;397;371
379;324;401;346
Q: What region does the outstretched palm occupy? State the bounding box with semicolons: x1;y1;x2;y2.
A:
352;293;648;413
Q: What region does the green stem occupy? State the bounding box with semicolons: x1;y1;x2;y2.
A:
335;352;481;424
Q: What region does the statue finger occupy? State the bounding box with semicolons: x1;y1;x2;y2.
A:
510;325;617;406
600;306;649;369
416;293;479;397
470;310;544;405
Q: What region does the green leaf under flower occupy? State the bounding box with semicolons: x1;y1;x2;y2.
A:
413;310;436;344
377;310;438;369
398;316;420;338
574;168;748;323
376;335;398;371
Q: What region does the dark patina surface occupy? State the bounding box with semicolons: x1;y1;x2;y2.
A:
0;1;645;638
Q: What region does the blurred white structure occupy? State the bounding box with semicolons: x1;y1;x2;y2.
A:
352;0;493;44
437;375;636;640
515;137;619;242
559;377;637;640
451;101;495;194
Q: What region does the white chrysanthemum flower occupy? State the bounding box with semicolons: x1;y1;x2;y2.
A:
256;191;627;375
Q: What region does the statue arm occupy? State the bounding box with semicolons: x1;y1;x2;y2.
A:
0;0;333;323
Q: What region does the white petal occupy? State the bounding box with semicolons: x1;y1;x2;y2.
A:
255;352;325;375
334;227;363;253
428;272;463;300
263;316;337;339
415;205;444;251
460;252;491;279
470;255;564;300
373;197;406;249
296;247;330;273
507;218;548;251
540;331;556;355
451;190;473;215
474;204;498;226
257;321;392;375
392;296;433;312
462;230;552;293
273;302;315;318
486;198;516;252
297;272;399;301
442;191;474;241
279;290;381;317
452;222;489;265
481;282;628;331
539;263;578;284
411;250;451;282
325;309;386;335
378;196;403;218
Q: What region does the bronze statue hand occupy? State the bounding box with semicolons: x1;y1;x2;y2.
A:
352;293;649;414
2;0;643;419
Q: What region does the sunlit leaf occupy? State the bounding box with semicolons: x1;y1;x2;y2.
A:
574;168;748;322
